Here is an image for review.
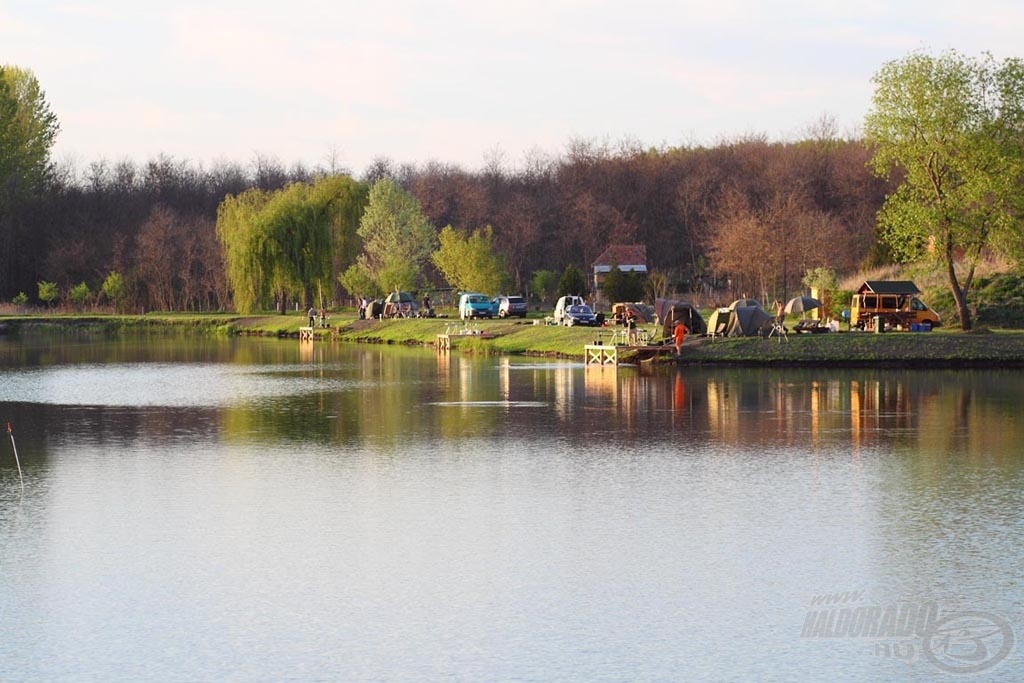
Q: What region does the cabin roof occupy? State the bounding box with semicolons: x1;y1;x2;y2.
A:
857;280;921;295
592;244;647;272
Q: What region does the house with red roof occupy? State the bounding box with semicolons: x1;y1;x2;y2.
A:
591;244;648;295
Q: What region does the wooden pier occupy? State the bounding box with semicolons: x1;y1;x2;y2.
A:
436;332;494;351
586;343;679;365
584;344;618;365
299;326;315;342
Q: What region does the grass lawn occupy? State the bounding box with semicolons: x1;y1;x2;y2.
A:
4;311;1024;366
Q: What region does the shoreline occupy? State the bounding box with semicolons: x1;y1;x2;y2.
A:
3;313;1024;367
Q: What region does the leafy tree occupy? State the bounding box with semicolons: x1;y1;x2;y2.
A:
802;267;841;318
340;178;437;296
0;66;60;292
336;265;377;304
557;264;588;299
216;188;272;313
708;188;845;301
432;225;509;294
601;257;624;301
601;257;646;303
864;50;1024;330
529;270;559;304
217;175;367;313
801;267;837;293
102;271;127;311
37;280;57;307
12;291;27;306
68;281;92;308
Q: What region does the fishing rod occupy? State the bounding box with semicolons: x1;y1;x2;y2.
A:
6;421;24;494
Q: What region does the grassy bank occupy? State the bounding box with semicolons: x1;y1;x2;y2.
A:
4;311;1024;366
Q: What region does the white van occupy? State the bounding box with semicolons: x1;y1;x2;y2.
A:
553;295;586;324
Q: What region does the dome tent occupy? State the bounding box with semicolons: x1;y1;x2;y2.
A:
707;303;773;337
655;299;706;340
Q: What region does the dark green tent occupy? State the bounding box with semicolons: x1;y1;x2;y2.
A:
707;305;773;337
655;299;706;339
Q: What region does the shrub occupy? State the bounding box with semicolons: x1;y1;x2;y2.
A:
37;281;58;307
69;282;92;308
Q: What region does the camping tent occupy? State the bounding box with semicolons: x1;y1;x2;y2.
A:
611;302;656;325
707;305;773;337
655;299;707;339
729;298;763;310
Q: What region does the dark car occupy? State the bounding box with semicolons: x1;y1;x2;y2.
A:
562;304;598;327
494;295;528;318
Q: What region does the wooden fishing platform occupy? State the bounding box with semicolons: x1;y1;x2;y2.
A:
299;326;315;341
585;343;677;365
436;332;495;351
584;344;618;365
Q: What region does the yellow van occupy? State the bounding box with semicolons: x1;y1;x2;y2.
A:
850;281;940;331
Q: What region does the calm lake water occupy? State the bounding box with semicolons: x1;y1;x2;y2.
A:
1;335;1022;682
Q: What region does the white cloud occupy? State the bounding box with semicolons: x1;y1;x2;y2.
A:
6;0;1022;172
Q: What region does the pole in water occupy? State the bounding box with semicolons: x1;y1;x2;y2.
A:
7;421;24;493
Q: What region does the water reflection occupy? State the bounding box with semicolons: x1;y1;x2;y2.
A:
2;338;1023;682
574;365;1022;457
2;338;1022;461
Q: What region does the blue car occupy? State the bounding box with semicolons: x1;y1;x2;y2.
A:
459;293;493;319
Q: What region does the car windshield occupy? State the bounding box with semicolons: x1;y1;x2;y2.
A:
508;297;524;304
569;305;591;314
469;295;488;303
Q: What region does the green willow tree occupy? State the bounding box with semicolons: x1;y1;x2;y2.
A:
339;178;437;296
216;188;271;313
864;50;1024;330
432;225;509;294
0;65;59;292
216;175;367;313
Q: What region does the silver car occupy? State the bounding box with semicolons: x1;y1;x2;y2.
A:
494;295;528;318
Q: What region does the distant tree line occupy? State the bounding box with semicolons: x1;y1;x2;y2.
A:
1;65;901;313
7;51;1024;329
4;136;898;312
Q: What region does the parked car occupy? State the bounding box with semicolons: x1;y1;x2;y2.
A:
553;295;586;324
562;304;598;327
458;292;493;319
382;291;418;318
493;295;528;318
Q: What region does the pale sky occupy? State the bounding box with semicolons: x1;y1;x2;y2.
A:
4;1;1023;175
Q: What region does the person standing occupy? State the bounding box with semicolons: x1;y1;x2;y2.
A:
307;306;316;328
773;299;785;327
626;310;638;345
673;320;688;357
